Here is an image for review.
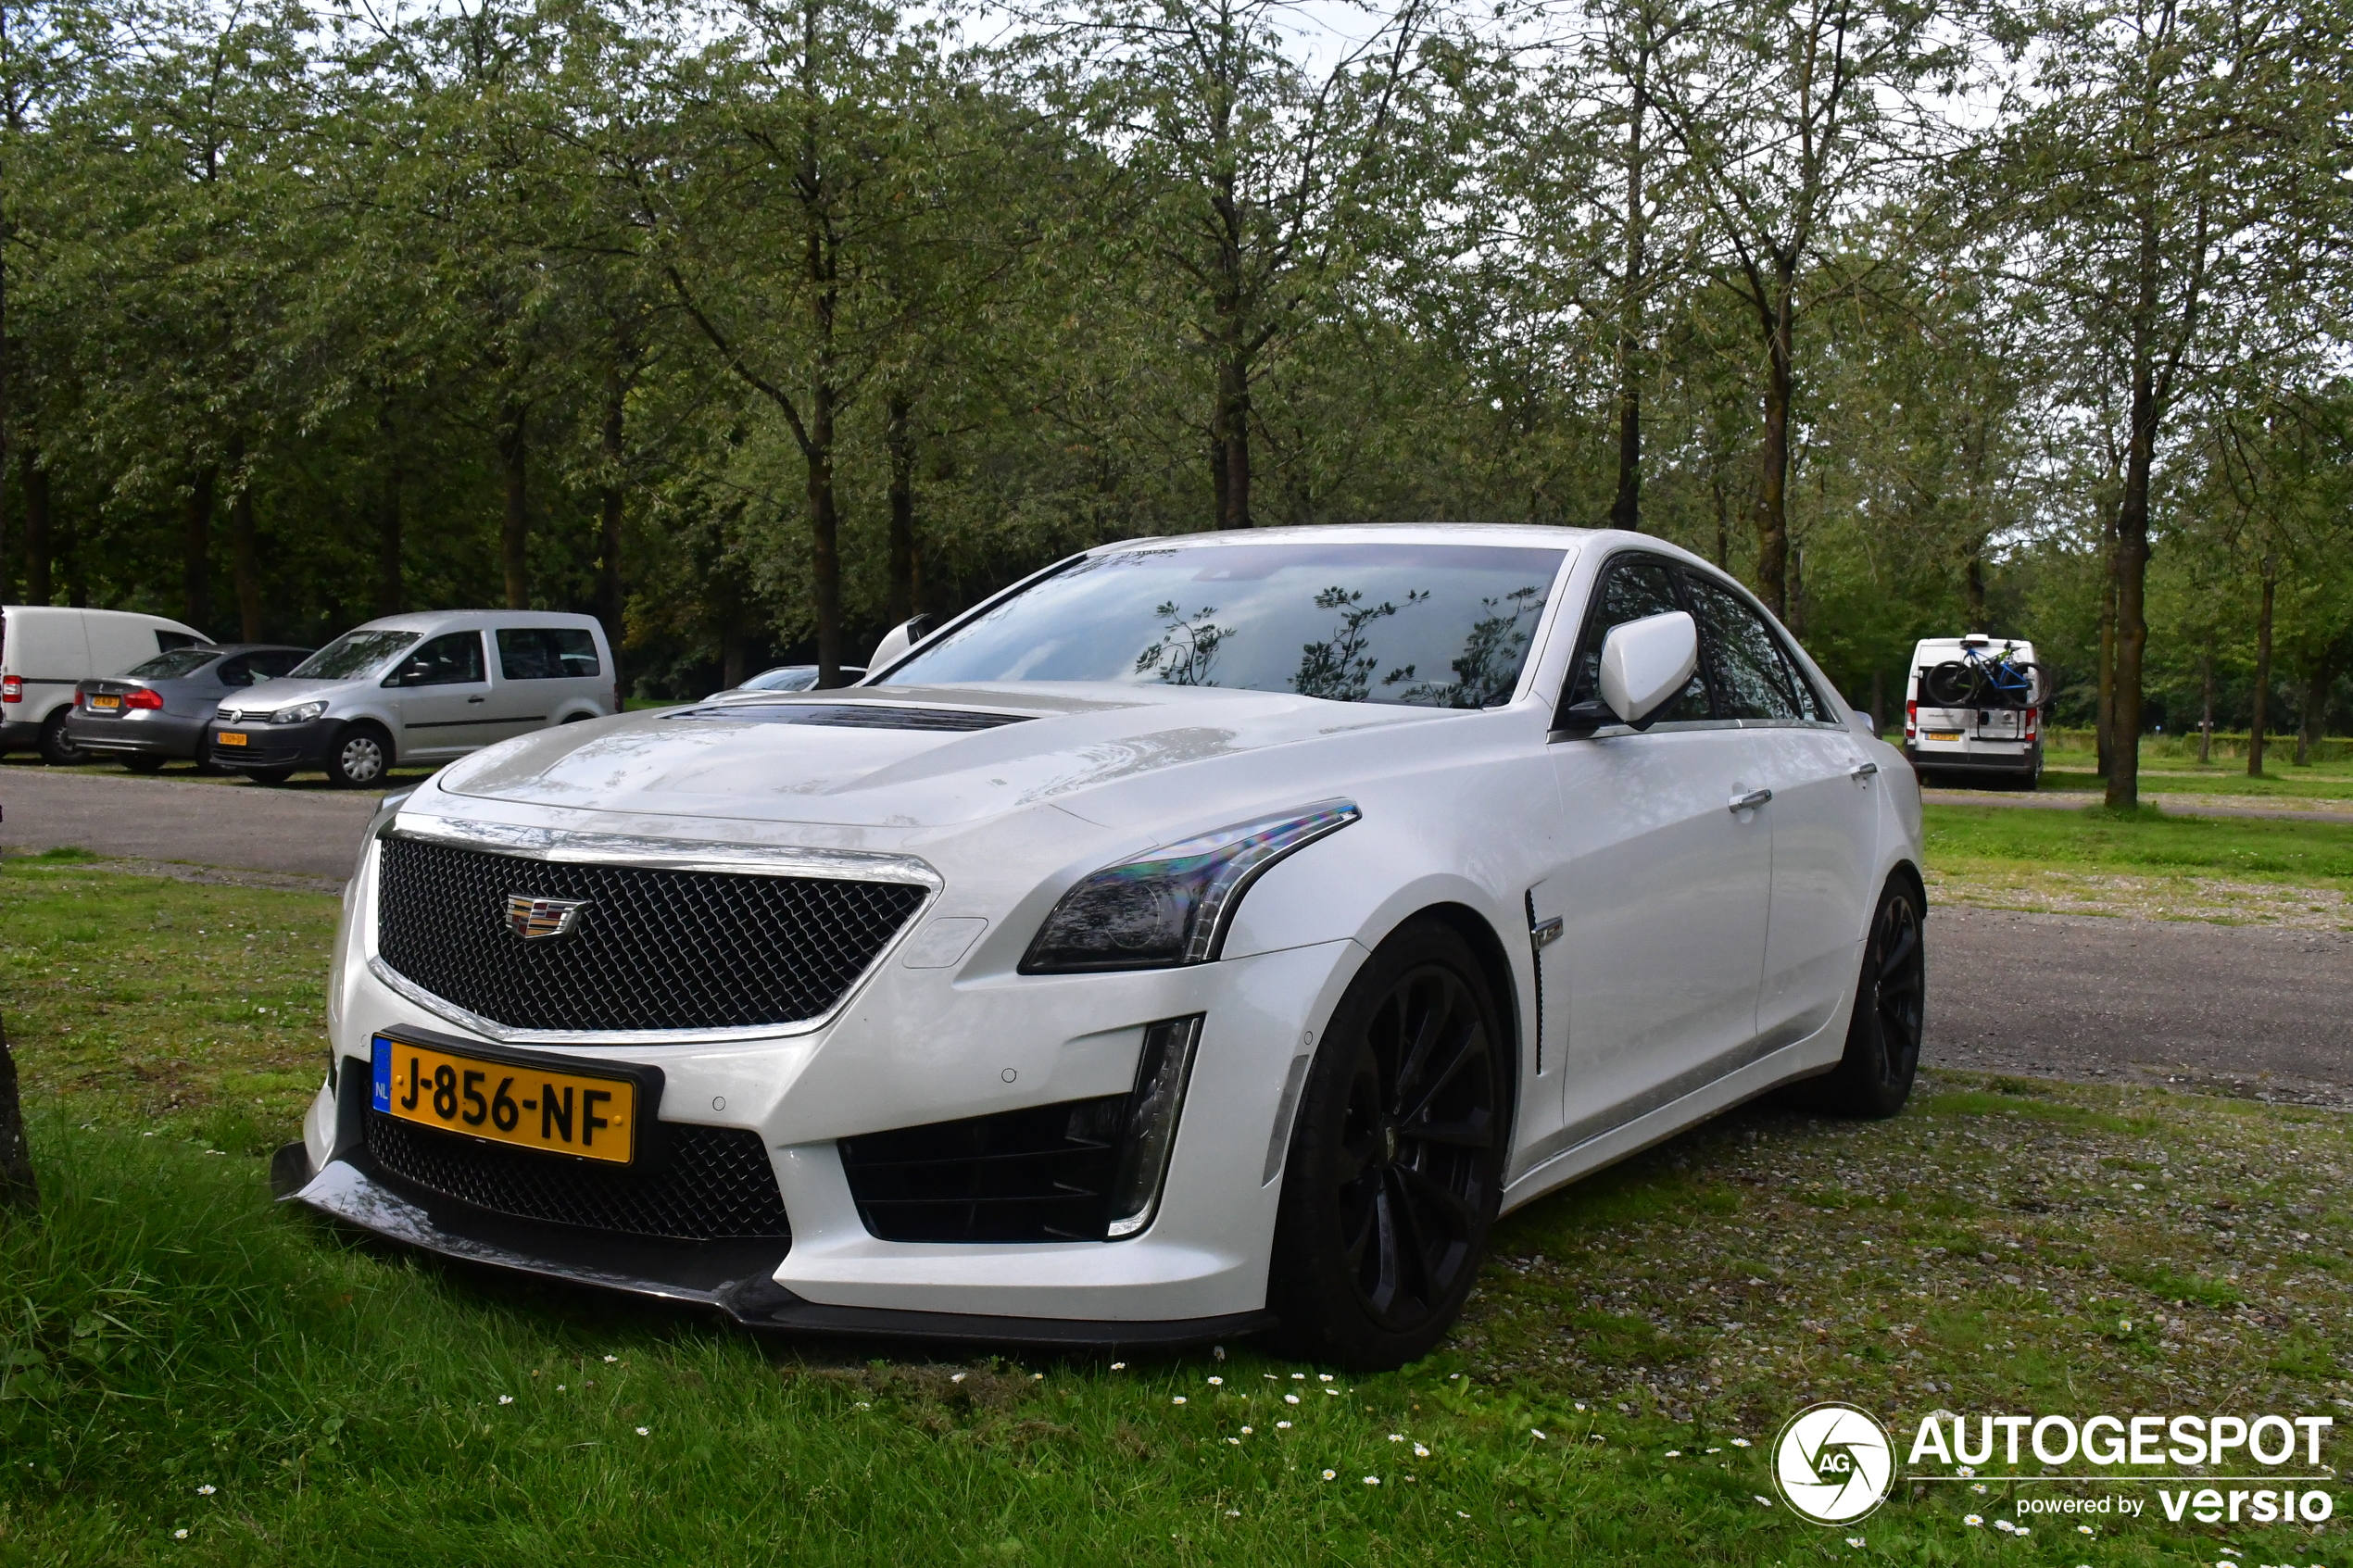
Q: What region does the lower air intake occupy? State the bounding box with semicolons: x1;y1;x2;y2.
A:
364;1112;791;1243
837;1098;1128;1243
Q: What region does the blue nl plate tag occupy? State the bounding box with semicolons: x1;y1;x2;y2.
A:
371;1036;392;1112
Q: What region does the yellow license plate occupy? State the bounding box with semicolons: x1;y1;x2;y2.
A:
217;730;247;746
371;1036;635;1163
90;696;120;709
1925;731;1963;742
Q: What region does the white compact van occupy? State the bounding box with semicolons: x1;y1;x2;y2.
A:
1;606;209;763
1904;633;2044;787
208;609;618;786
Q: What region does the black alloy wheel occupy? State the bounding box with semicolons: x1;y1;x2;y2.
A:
1272;918;1506;1370
1824;877;1926;1119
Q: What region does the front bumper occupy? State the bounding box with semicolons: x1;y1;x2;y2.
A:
299;837;1360;1331
65;709;209;759
210;716;337;770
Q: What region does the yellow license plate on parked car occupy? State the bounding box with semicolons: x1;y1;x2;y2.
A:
370;1036;635;1163
218;730;248;746
90;695;120;709
1925;730;1963;742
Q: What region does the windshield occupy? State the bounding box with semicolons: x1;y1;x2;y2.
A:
291;629;422;681
126;647;220;680
887;540;1568;709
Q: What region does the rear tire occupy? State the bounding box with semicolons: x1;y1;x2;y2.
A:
1823;877;1926;1119
1270;918;1507;1371
1920;661;1980;707
38;711;87;765
324;723;390;788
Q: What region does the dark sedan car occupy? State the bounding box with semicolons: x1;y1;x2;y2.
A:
65;644;312;771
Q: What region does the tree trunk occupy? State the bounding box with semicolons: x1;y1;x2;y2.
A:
1751;270;1795;616
886;386;916;626
19;450;48;605
0;1016;33;1216
599;369;627;698
2248;557;2275;776
2197;634;2214;765
2095;521;2118;779
807;378;844;686
497;400;529;609
1711;470;1730;569
182;465;217;634
1214;345;1252;530
2296;651;2335;767
1609;56;1647;533
374;445;403;619
228;433;261;641
720;611;747;692
1963;550;1987;631
1869;669;1884;736
2106;379;2154;811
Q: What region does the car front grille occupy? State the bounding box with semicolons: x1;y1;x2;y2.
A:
364;1111;792;1242
374;837;927;1033
838;1098;1128;1243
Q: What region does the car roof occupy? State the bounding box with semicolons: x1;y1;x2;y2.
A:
1088;521;1599;554
334;610;605;634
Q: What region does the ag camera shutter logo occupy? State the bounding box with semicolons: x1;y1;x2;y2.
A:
1773;1402;1896;1524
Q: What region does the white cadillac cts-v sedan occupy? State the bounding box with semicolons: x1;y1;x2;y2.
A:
284;524;1925;1369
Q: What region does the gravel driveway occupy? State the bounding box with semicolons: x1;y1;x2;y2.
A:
0;763;379;881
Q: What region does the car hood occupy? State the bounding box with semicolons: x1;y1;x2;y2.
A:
215;677;352;709
432;684;1454;830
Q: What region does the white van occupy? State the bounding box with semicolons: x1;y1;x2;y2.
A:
1905;633;2044;787
1;606;209;763
207;609;618;786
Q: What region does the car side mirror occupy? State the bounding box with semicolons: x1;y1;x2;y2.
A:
866;614;934;674
1596;610;1699;729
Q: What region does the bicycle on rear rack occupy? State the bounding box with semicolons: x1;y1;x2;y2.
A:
1919;643;2045;710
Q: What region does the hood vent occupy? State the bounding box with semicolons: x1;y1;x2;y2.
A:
669;703;1033;734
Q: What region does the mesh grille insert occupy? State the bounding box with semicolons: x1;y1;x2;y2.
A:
365;1111;791;1242
838;1098;1127;1243
375;838;925;1033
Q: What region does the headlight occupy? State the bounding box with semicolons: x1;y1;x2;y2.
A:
271;701;328;724
1021;802;1360;973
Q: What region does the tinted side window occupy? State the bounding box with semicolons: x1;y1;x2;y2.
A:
497;627;600;680
215;656;255;688
389;632;486;688
250;650;306;679
1682;576;1803;721
1558;556;1711;724
156;630;203;653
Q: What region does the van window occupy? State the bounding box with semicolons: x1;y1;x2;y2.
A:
156;630;204;653
296;629;422;680
496;627;600;680
128;647;222;681
388;632;487;688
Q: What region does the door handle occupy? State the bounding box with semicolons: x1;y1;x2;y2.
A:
467;695;486;704
1849;760;1880;779
1729;788;1772;813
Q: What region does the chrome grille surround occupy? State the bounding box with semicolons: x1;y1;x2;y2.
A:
367;818;940;1046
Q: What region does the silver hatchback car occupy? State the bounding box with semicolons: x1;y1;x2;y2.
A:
208;610;618;786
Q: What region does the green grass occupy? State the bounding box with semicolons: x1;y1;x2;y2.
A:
2042;768;2353;801
6;863;2353;1563
1923;800;2353;887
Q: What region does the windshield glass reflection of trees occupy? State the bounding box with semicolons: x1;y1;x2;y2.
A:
890;543;1567;709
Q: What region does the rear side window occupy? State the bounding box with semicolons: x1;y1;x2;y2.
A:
248;650;307;680
1682;576;1811;721
1558;555;1711;724
497;627;600;680
127;647;220;680
387;632;486;688
214;655;256;687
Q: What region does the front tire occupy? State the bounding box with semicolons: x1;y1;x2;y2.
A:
1270;918;1507;1371
1823;876;1926;1119
124;754;168;774
324;724;390;788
